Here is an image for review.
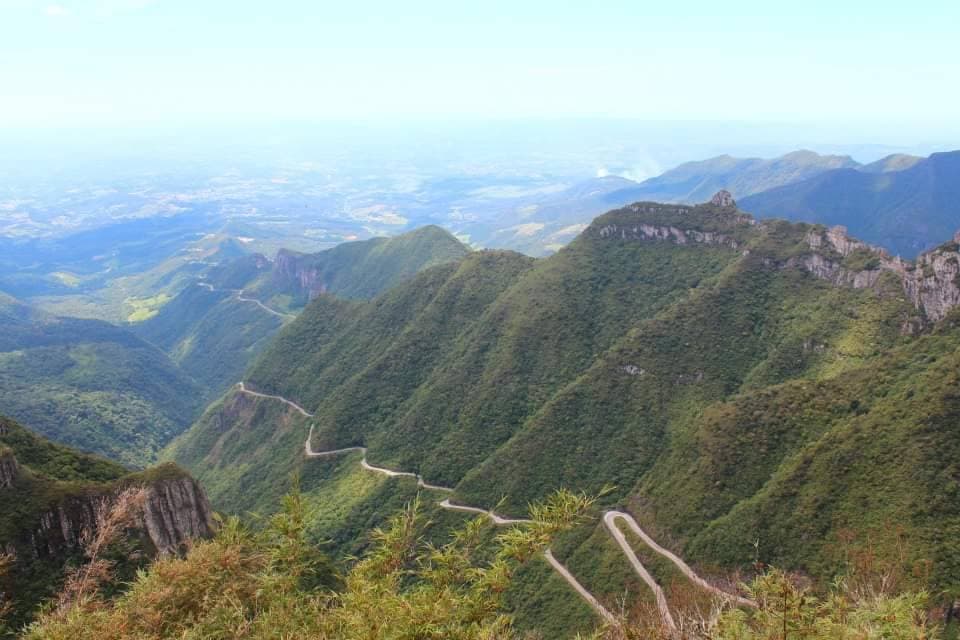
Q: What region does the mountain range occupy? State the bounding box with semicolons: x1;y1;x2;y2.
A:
166;196;960;636
740;150;960;257
467;149;960;258
135;226;470;394
4;147;960;636
612;150;863;203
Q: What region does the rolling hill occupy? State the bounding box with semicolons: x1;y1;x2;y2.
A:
167;195;960;635
0;293;204;466
740;150;960;257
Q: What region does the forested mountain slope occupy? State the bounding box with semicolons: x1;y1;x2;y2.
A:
135;226;470;394
0;294;203;465
168;195;960;635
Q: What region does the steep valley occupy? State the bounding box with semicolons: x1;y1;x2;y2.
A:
136;226;471;396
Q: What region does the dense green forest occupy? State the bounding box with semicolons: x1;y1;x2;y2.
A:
0;294;203;465
135;226;471;395
167;199;960;634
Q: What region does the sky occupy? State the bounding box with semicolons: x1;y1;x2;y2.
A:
0;0;958;136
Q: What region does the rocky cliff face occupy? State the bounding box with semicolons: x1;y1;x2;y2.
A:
274;249;327;301
17;471;214;561
597;220;743;249
596;194;960;324
901;237;960;322
0;450;17;489
710;189;736;208
800;225;960;322
592;199;754;251
141;475;215;555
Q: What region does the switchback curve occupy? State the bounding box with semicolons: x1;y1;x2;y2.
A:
197;281;296;319
237;382;755;632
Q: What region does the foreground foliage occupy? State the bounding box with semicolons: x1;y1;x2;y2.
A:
20;485;941;640
24;488;596;639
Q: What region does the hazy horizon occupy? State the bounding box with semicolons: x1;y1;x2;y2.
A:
2;1;958;133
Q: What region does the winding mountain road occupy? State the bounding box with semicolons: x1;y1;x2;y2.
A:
604;512;677;631
304;425;458;493
605;512;756;609
544;549;619;626
237;383;754;631
237;382;313;417
197;281;295;320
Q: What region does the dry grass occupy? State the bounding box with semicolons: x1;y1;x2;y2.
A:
54;486;149;616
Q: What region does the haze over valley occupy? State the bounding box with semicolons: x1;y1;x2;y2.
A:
1;2;959;638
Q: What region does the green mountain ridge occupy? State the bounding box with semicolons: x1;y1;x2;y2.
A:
135;226;471;394
167;200;960;635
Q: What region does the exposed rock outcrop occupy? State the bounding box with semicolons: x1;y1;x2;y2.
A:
901;244;960;322
274;249;328;301
800;225;960;322
804;225;886;258
30;495;99;558
596;200;960;324
591;201;756;252
710;190;736;208
20;472;214;560
786;253;884;289
597;221;742;249
141;476;215;555
0;450;18;489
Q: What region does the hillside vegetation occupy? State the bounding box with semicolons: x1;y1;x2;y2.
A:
135;226;470;394
0;295;203;466
17;484;937;640
168;199;960;635
0;416;208;632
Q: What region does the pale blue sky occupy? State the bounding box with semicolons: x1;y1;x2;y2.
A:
0;0;958;131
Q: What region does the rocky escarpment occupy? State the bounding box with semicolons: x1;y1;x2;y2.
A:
0;416;217;625
901;235;960;322
710;189;736;208
798;226;960;322
274;248;328;301
592;198;754;251
595;193;960;324
22;472;215;560
597;220;743;249
141;475;215;555
0;449;17;489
